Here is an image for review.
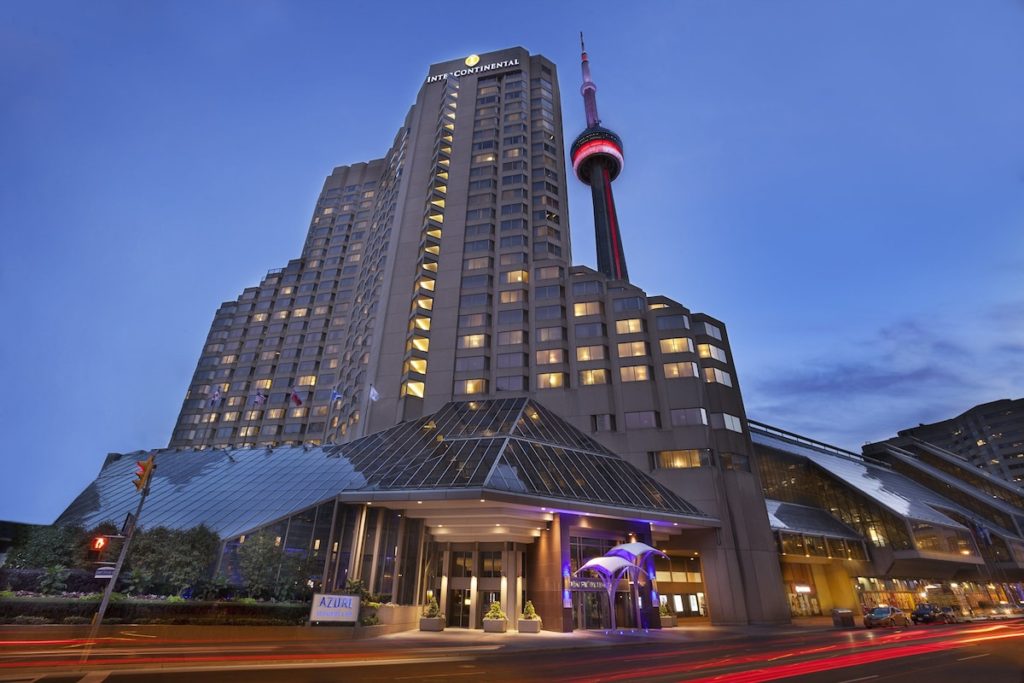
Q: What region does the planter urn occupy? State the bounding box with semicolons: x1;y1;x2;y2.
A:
482;618;508;633
517;618;542;633
419;616;445;631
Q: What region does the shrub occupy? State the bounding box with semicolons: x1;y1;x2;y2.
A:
659;602;673;616
360;614;380;626
484;601;506;621
0;590;15;600
422;595;441;618
521;600;539;620
166;595;185;603
62;616;91;625
38;566;70;595
13;615;51;625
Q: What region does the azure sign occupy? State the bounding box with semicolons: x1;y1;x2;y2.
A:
309;593;360;623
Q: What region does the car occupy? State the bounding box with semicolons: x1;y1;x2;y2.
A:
864;606;912;628
911;603;943;624
939;606;965;623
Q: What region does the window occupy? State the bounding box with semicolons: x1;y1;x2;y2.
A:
497;330;525;345
404;358;427;374
703;368;733;386
536;349;564;365
698;343;728;362
455;356;488;371
710;412;743;433
464;239;492;252
266;408;285;420
573;301;602;317
535;265;562;280
500;290;524;304
615;318;644;335
620;365;650;382
664;362;699;379
500;252;527;266
461;274;490;289
656;315;690;331
573;280;603;296
576;345;606;361
721;452;751;472
574;323;605;339
613;297;645;312
459;293;490;309
660;337;694;354
497;309;525;325
579;369;609;385
591;414;615;431
459;313;489;327
651;450;712;469
501;269;529;284
670;407;708;427
464;256;491;271
535;304;563;321
701;322;723;340
617;341;648;358
537;326;564;342
497;352;527;368
454;378;487;395
624;411;659;429
537;372;565;389
496;376;526;391
402;380;425;398
535;285;561;300
458;334;488;349
297;375;317;386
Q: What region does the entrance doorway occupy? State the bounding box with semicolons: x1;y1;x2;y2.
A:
448;588;471;628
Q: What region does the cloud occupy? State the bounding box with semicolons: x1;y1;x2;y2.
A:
745;302;1024;448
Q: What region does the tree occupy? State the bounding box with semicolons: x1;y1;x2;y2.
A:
236;530;281;600
5;525;86;570
128;525;220;596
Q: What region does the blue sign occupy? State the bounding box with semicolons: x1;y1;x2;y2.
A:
309;593;360;623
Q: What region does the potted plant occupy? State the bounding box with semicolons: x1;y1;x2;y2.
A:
482;600;508;633
419;595;445;632
659;602;677;628
518;599;542;633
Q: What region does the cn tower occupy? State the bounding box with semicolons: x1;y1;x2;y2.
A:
570;34;628;281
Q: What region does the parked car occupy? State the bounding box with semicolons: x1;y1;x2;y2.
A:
911;603;943;624
864;606;912;628
939;606;965;623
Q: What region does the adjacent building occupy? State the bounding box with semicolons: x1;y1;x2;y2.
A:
892;399;1024;485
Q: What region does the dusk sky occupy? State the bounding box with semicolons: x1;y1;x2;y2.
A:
2;1;1022;524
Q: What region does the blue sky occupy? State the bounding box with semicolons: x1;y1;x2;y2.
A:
2;1;1022;523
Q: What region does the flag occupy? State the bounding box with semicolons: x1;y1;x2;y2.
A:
330;388;341;403
290;388;303;407
369;385;380;402
252;391;267;407
207;388;221;409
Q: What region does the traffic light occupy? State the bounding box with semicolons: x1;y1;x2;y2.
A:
91;536;107;552
133;453;156;493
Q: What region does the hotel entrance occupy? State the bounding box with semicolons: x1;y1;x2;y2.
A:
447;588;471;628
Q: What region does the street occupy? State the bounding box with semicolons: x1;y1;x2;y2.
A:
1;619;1023;682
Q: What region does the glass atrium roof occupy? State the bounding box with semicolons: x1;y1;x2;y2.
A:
765;499;863;540
57;398;711;540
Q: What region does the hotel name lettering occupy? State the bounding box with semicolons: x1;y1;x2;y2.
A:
426;58;521;83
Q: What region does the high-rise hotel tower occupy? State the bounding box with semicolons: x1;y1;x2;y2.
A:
169;46;789;625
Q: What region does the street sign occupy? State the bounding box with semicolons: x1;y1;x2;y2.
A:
94;566;115;580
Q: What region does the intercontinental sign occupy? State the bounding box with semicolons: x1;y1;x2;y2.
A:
426;54;521;84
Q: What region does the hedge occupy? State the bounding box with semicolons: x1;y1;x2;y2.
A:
0;568;106;594
0;597;309;625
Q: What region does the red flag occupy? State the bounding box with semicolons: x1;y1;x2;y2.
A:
290;389;303;406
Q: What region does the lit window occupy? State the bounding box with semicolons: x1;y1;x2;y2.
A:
404;358;427;374
576;345;606;361
617;341;647;358
274;310;289;320
703;368;733;386
418;277;436;291
458;334;488;349
648;302;669;310
255;379;272;390
579;369;609;385
402;380;425;398
454;378;487;395
412;316;431;331
536;349;564;365
664;362;699;379
660;337;694;354
289;407;308;418
297;375;317;386
267;408;285;419
500;290;524;304
415;296;434;311
292;308;309;318
698;343;727;362
537;372;565;389
410;336;430;352
251;313;268;322
222;412;240;422
220;355;237;364
620;366;650;382
501;269;529;284
651;450;711;469
573;301;602;317
615;318;644;335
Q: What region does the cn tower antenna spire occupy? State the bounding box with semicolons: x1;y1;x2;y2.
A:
579;31;600;127
570;35;629;281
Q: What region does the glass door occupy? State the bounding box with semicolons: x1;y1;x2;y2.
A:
448;588;471;628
